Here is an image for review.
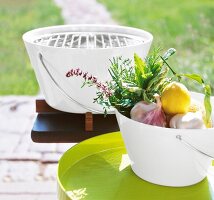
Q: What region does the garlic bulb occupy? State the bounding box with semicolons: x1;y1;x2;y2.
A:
130;95;167;127
169;112;206;129
130;101;156;121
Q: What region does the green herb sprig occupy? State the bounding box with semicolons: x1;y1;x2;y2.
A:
97;48;175;116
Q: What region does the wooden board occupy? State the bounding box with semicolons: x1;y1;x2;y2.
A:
31;100;119;143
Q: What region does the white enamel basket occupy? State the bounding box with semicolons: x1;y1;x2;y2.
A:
116;92;214;187
23;24;153;113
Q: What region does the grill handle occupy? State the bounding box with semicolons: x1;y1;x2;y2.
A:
176;135;214;159
38;53;112;114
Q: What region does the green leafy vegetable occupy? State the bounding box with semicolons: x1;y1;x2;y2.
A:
204;84;212;126
181;74;204;84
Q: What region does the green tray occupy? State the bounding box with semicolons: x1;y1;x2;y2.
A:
57;132;214;200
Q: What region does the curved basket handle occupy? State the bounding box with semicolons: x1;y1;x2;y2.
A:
38;53;110;114
176;135;214;159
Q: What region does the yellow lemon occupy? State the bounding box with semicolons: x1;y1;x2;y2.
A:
161;82;191;114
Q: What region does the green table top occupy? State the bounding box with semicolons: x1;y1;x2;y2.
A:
57;132;214;200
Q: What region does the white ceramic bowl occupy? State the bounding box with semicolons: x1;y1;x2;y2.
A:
115;92;214;187
23;24;153;113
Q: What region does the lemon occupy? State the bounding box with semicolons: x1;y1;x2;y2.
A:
161;82;191;114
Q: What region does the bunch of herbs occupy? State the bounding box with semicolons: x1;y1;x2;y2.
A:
95;48;174;116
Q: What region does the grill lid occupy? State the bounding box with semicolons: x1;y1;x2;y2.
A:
34;32;144;49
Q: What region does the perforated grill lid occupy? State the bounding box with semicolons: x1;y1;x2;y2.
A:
34;32;144;49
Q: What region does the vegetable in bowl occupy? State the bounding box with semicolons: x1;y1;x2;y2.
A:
66;48;212;129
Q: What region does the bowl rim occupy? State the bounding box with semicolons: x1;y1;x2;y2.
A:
22;24;153;51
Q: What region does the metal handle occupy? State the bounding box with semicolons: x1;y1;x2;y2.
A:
38;53;111;114
176;135;214;159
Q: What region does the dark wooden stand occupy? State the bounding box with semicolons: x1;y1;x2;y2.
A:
31;100;119;143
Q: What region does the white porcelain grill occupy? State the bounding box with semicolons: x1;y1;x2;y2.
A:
34;32;144;49
23;24;153;113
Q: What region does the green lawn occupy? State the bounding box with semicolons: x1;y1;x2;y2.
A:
1;0;214;94
99;0;214;92
0;0;63;95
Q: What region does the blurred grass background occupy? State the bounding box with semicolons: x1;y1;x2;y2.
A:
0;0;213;94
99;0;214;92
0;0;63;95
